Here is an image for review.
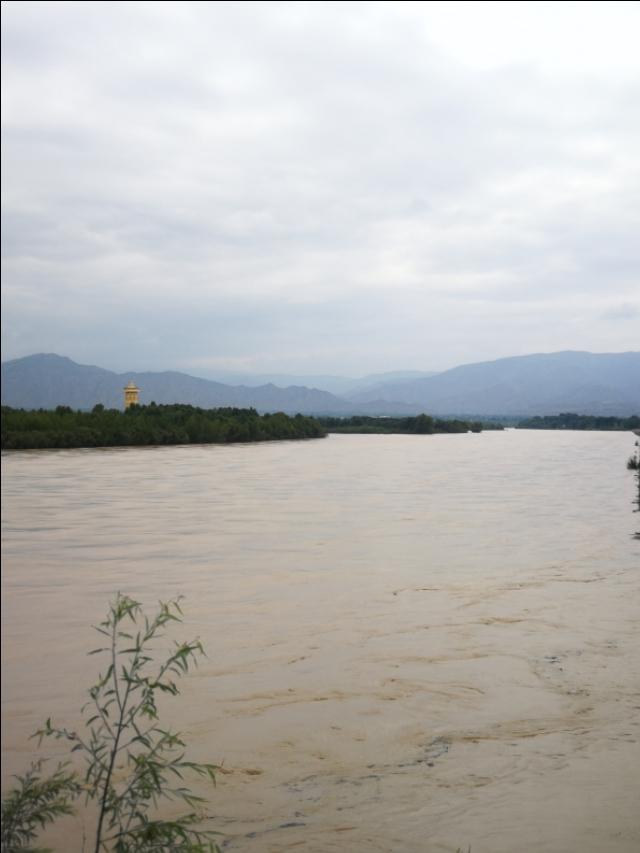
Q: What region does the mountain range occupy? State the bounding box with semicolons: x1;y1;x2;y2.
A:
181;368;437;397
2;351;639;416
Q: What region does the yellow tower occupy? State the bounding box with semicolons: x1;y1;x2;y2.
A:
123;381;140;409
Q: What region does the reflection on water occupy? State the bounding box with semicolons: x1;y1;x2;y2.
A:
2;431;639;853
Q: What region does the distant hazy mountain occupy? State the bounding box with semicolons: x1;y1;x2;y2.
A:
0;354;358;414
0;354;425;415
183;368;437;396
2;351;638;416
347;351;640;416
347;371;438;399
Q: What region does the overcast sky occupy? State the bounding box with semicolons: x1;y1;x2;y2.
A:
2;0;639;377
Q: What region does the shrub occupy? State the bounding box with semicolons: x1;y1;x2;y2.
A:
1;760;80;852
2;594;219;853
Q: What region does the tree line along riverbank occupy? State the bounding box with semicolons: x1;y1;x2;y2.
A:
1;406;502;449
0;404;326;449
517;413;640;430
316;414;497;433
3;406;638;450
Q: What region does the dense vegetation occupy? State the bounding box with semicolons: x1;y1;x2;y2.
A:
317;414;499;434
1;404;326;450
517;413;640;431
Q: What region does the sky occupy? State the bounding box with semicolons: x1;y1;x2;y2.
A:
2;0;639;378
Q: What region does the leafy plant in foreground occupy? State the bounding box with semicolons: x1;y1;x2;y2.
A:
1;760;80;852
2;594;220;852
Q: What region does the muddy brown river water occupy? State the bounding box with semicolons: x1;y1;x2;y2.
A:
2;430;639;852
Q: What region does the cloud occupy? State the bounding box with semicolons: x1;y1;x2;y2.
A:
2;1;639;374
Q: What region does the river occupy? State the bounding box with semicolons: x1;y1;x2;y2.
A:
2;430;639;852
